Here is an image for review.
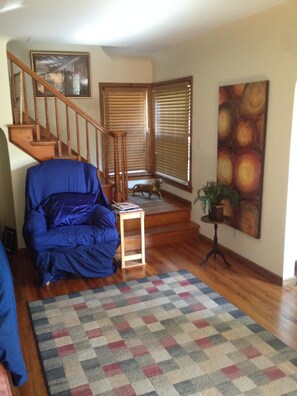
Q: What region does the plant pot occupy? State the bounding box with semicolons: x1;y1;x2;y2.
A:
209;205;224;222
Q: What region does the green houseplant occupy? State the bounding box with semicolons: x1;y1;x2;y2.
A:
194;180;239;221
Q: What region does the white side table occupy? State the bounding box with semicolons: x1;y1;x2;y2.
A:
119;209;146;268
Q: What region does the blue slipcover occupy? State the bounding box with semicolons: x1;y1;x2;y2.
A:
0;242;27;386
23;159;120;286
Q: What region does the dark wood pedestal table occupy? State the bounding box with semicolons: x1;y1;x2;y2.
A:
200;215;231;267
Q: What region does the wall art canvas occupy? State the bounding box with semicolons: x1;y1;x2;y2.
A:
217;80;269;238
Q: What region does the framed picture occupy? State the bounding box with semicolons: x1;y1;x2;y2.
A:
2;226;16;254
31;51;91;97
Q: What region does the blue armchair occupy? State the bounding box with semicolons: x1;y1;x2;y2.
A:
23;159;120;286
0;241;27;386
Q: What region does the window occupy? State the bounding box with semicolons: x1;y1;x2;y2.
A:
100;77;192;191
153;77;192;190
100;84;151;176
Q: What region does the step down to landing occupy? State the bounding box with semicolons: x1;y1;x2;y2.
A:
116;192;199;252
122;221;199;251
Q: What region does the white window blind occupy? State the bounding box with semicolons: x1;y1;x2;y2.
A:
153;78;192;187
102;86;149;175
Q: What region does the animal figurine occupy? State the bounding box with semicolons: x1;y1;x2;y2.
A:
132;179;163;199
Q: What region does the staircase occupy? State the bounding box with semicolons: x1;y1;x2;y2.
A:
118;193;199;252
7;50;128;202
6;51;199;249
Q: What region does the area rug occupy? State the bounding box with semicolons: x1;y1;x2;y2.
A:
28;270;297;395
128;193;161;205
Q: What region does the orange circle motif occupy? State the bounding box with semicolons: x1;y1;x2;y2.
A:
218;103;235;143
238;201;259;238
234;118;257;149
241;81;266;118
217;149;234;185
234;150;261;196
230;83;245;99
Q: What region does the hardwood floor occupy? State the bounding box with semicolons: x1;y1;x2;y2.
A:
9;238;297;395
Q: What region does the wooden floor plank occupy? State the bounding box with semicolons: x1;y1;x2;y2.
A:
9;238;297;395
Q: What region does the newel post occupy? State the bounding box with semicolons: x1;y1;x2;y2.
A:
109;131;128;202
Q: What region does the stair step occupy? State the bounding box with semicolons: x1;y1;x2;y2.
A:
9;123;36;129
122;195;191;230
114;192;199;252
31;141;56;146
119;221;199;251
119;208;190;231
8;124;56;161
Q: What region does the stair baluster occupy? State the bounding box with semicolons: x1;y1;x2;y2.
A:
54;97;62;157
43;89;51;141
75;112;81;161
21;69;29;124
65;105;71;156
85;120;90;163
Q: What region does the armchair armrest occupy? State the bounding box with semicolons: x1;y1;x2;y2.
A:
23;210;47;248
92;204;116;227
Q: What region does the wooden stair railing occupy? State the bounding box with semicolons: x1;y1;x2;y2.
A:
7;50;108;175
6;51;128;201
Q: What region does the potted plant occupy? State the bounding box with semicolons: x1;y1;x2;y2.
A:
194;180;239;221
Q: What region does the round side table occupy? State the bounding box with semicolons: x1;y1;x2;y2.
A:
200;215;231;267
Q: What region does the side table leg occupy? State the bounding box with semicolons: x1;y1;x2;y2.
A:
215;248;231;267
120;214;126;268
200;223;231;267
140;211;146;265
200;249;215;266
213;224;218;258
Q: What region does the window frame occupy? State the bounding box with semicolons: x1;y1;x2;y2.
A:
99;82;153;179
152;77;193;192
99;77;193;192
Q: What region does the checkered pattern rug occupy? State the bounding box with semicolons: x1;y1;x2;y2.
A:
28;270;297;395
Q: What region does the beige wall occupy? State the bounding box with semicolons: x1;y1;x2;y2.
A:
0;38;16;234
0;36;24;240
0;129;16;230
152;0;297;279
0;36;40;249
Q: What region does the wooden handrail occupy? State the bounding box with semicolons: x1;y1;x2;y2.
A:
7;51;107;135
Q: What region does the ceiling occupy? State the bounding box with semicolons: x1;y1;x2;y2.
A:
0;0;290;54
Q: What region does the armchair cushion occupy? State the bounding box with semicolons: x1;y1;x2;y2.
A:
38;192;97;229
